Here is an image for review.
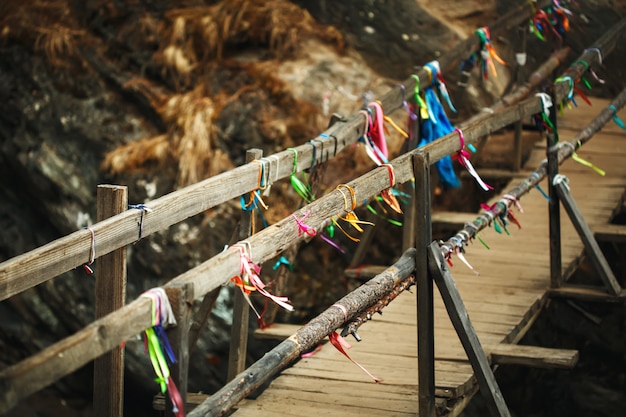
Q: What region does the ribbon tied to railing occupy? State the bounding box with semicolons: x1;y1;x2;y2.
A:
453;128;493;191
608;104;626;130
332;184;374;242
230;242;293;318
140;288;184;417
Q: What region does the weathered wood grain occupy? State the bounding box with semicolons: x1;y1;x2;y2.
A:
489;344;578;369
93;185;128;417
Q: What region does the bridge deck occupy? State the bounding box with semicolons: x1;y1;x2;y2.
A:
231;100;626;416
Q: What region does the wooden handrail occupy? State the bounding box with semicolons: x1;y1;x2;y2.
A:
0;1;552;301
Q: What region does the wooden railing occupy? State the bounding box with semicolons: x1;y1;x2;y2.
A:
0;9;624;417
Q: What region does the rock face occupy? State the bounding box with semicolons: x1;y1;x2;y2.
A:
0;0;625;415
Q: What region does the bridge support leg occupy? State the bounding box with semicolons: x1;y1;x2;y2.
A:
547;87;563;289
413;152;435;417
427;242;511;417
554;179;622;295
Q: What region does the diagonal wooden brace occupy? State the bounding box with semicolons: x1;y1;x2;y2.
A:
427;241;511;417
553;176;622;295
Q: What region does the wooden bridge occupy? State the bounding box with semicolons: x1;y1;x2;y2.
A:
226;98;626;417
0;7;625;417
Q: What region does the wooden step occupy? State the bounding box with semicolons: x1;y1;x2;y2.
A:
431;211;474;229
489;344;578;369
593;223;626;243
255;326;578;369
548;284;626;302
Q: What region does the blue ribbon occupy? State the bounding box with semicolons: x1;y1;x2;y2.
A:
609;105;626;130
418;89;461;189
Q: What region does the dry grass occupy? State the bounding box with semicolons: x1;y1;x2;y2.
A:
103;84;234;186
1;0;85;66
154;0;344;81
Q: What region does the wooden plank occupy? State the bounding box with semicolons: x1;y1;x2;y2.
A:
427;242;511;417
93;185;128;417
431;211;474;229
593;224;626;243
555;180;622;295
548;285;626;302
489;344;578;369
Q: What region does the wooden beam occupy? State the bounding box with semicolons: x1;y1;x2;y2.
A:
431;211;473;230
427;242;511;417
593;224;626;243
554;180;622;295
548;284;626;302
93;185;128;417
489;344;578;369
2;24;626;413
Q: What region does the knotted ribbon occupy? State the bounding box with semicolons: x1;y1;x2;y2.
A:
140;288;184;417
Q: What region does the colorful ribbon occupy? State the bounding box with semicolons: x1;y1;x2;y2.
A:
328;331;381;383
334;185;374;242
474;27;507;79
287;148;315;203
379;164;402;214
561;142;606;176
140;288;184;417
231;243;293;317
292;211;317;237
609;104;626;130
418;88;461;189
425;60;457;113
453;128;493;191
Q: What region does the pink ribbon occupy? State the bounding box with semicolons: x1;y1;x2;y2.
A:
292;211;317;237
328;331;381;383
367;102;389;160
453;128;493;191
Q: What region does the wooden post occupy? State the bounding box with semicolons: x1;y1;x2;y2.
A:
228;148;263;381
165;283;194;416
547;87;562;288
93;185;128;417
402;110;420;252
513;26;527;172
427;242;511;417
414;152;435;417
554;180;622;295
